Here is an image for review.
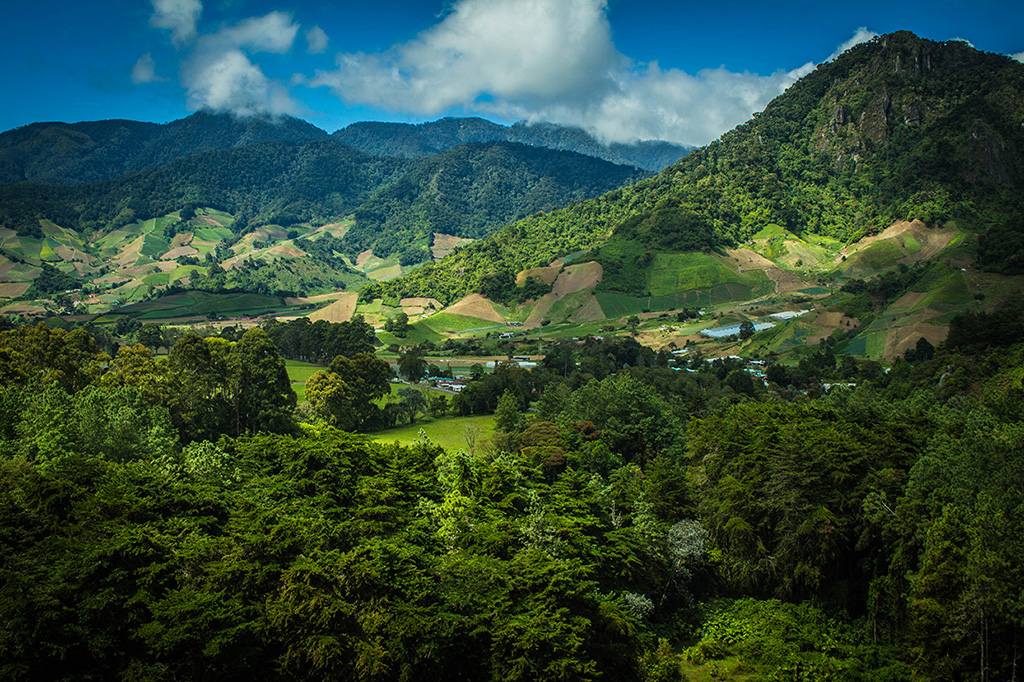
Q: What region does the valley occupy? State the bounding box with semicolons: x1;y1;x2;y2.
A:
2;29;1024;682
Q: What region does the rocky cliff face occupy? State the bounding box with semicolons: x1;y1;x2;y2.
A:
805;32;1023;185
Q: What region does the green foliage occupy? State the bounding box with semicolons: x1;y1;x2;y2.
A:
30;263;79;294
345;142;648;258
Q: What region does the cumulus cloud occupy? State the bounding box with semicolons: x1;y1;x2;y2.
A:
167;11;301;117
827;27;879;61
131;53;162;84
1012;52;1024;63
313;0;620;114
306;25;328;54
312;0;866;146
215;12;299;53
150;0;202;45
183;48;297;116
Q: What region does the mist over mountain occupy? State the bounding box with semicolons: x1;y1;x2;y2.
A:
0;112;687;189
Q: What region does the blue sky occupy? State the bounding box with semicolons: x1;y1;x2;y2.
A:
3;0;1022;146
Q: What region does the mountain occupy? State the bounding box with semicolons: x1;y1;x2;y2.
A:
0;111;328;185
0;138;646;244
345;141;651;259
369;32;1024;304
0;139;413;236
334;117;691;170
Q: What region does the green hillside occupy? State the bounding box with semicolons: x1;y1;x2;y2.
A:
369;32;1024;305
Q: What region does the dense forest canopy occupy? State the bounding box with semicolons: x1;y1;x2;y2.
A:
1;302;1023;679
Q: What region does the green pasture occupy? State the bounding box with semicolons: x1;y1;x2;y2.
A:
421;312;503;333
194;227;234;242
286;359;323;403
114;291;288;320
142;272;172;287
140;234;170;259
647;252;747;296
369;413;497;451
838;240;904;278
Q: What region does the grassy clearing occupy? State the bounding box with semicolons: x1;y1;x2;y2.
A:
376;322;445;347
368;413;497;451
285;359;323;403
194;227;234;242
115;292;288;320
647;252;747;296
421;312;502;333
840;240;904;278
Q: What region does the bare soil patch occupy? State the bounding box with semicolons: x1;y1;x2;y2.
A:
308;292;358;323
198;215;224;227
170;232;194;248
356;249;377;267
890;291;927;310
0;227;16;240
163;246;199;260
268;245;304;258
843;220;956;264
1;302;46;315
516;264;562;286
284;292;348;305
552;262;602;296
446;293;505;323
431;233;474;260
726;248;806;294
572;295;605;322
114;235;146;267
367;264;403;281
524;293;557;328
401;297;442;310
806;310;860;345
0;282;30;298
884;323;948;361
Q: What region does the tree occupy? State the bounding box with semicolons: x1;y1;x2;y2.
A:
136;323;165;351
739;320;755;339
232;328;296;435
399;351;428;383
305;370;356;429
495;389;522;433
385;312;410;338
397;387;428;424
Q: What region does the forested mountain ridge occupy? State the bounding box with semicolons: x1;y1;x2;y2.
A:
0;111;686;187
0;138;645;250
0;111;329;185
0;139;415;236
334;116;692;170
368;32;1024;304
346;141;651;259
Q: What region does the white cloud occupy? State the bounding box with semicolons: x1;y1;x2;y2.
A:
827;27;879;61
131;53;162;84
306;25;328;54
216;12;298;53
179;12;301;116
311;0;841;146
183;48;297;116
1012;52;1024;63
313;0;619;114
150;0;202;45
